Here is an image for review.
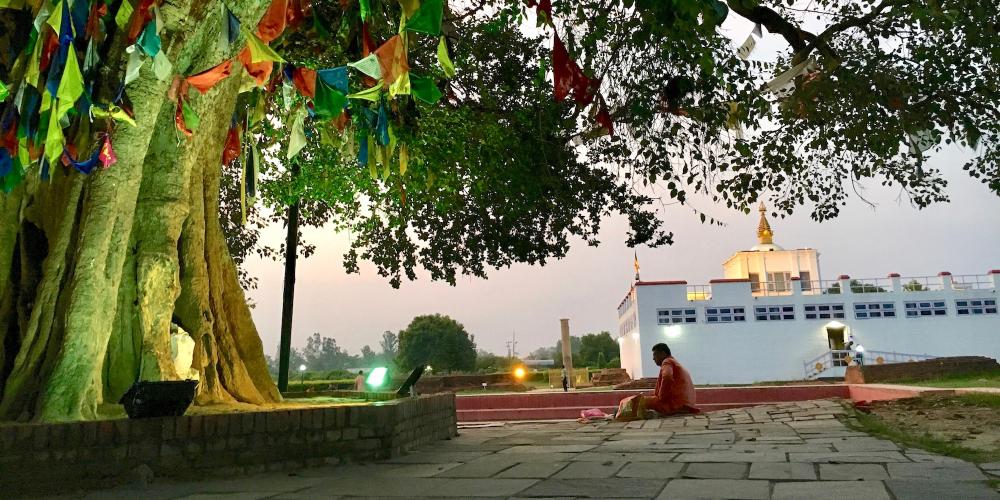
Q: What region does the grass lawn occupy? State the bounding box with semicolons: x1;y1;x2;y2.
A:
891;369;1000;388
845;393;1000;465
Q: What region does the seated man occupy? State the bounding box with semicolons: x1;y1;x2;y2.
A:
644;343;699;416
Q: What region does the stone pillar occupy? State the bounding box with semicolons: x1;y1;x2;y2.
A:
560;318;574;388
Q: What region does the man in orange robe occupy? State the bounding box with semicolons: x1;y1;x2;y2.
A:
644;343;699;416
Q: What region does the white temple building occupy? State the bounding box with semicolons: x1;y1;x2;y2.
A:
617;204;1000;384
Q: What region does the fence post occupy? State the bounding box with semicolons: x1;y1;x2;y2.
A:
939;271;953;290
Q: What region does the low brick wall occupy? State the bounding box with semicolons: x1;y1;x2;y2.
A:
0;393;456;497
845;356;999;384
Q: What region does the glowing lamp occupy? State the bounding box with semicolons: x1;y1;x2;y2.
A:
298;364;307;372
513;367;526;380
367;366;388;388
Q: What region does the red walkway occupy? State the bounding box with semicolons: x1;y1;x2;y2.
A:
456;385;851;421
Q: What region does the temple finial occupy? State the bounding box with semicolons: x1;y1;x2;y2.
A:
757;202;773;245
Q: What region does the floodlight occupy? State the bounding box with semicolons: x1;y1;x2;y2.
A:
367;366;388;388
513;367;526;380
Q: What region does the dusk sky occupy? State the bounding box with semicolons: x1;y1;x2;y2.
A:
245;10;1000;360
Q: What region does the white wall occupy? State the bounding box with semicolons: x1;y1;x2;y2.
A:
620;273;1000;384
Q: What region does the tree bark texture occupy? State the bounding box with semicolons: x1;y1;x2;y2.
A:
0;0;278;422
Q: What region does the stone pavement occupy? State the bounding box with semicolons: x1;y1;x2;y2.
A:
75;400;1000;499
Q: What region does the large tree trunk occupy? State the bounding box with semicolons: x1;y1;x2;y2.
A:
0;0;278;422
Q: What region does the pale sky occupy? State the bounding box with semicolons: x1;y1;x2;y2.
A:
245;7;1000;359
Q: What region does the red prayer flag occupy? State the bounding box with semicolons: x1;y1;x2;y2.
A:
99;136;117;168
86;2;107;40
596;99;614;136
39;32;59;73
362;21;377;57
374;35;409;88
292;67;317;98
537;0;552;24
186;60;233;94
552;33;596;105
239;46;274;87
127;0;157;44
257;0;288;43
287;0;310;29
221;125;241;166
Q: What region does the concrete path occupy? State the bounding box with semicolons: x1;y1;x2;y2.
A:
77;400;1000;499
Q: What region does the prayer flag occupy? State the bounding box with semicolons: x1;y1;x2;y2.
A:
374;35;409;87
360;0;371;21
552;34;593;104
362;21;376;56
0;82;8;102
410;75;441;104
313;79;347;119
186;60;233;94
292;67;317;98
91;103;137;127
116;0;134;30
222;124;241;165
389;71;410;97
127;0;157;43
176;99;197;136
348;82;382;101
0;148;10;177
399;0;420;17
66;145;101;174
239;46;274;87
737;35;756;60
44;103;63;167
317;67;349;93
596;99;613;136
376;103;389;145
244;28;285;63
256;0;288;43
99;135;116;168
399;143;408;175
405;0;442;36
436;36;455;78
287;109;306;159
752;22;763;37
357;133;368;166
223;5;241;45
125;45;145;85
138;19;160;56
348;53;382;80
765;58;813;95
55;45;83;118
153;50;172;81
536;0;552;25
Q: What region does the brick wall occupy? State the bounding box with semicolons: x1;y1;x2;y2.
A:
845;356;999;384
0;393;456;497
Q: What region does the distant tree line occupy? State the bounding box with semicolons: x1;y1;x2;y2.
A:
526;332;621;369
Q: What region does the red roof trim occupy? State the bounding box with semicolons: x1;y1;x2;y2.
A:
837;275;851;280
938;271;952;276
709;278;750;284
636;280;688;286
887;273;901;278
989;270;1000;275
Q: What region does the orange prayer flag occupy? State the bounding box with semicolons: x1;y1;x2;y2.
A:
292;67;317;99
186;60;233;94
126;0;157;44
239;46;273;87
221;124;242;166
256;0;288;43
374;35;409;88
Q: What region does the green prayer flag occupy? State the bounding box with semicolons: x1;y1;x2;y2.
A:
116;0;134;31
313;80;347;119
360;0;371;20
348;53;382;80
0;81;8;102
404;0;442;36
182;100;200;132
348;82;383;102
410;75;442;104
437;36;455;78
287;109;307;160
244;28;285;63
55;46;84;118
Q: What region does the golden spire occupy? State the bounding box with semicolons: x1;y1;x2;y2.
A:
757;202;774;245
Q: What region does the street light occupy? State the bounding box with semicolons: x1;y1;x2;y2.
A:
367;366;388;389
513;366;526;380
298;364;307;387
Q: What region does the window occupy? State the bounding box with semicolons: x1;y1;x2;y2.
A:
766;272;791;292
800;271;812;291
955;299;998;316
754;305;795;321
854;302;896;319
749;273;761;292
904;301;947;318
804;303;845;320
657;308;698;325
705;306;747;323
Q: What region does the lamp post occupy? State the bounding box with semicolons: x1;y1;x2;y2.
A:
298;364;307;387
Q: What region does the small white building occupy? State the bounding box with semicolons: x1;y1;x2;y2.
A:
617;204;1000;384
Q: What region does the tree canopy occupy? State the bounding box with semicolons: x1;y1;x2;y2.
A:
396;314;477;371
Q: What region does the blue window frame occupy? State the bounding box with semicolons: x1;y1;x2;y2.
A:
754;305;795;321
854;302;896;319
705;306;747;323
804;303;845;320
658;308;698;325
956;298;998;315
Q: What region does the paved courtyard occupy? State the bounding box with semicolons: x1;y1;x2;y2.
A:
79;399;1000;499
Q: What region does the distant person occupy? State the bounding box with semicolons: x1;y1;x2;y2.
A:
355;370;366;391
617;343;698;420
561;368;569;392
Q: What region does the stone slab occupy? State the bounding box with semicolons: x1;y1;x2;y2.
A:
674;451;786;463
425;478;539;497
787;451;909;463
748;462;816;480
520;478;667;498
772;481;891;500
499;445;595;454
819;463;889;480
887;462;988;481
573;452;678;462
385;451;491;464
496;462;570;479
683;462;748;479
387;462;465;477
657;479;769;500
830;438;900;452
552;460;626;479
297;477;449;496
885;480;1000;500
617;462;685;479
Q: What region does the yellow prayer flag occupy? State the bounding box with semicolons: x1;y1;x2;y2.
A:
399;0;420;17
244;28;285;63
388;71;411;98
399;144;408;175
437;36;455;78
116;0;134;30
347;82;383;102
55;47;84;118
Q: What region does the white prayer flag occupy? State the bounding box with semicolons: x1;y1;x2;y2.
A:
737;35;756;60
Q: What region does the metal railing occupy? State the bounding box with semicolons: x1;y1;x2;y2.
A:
951;274;994;291
686;285;712;301
799;280;844;295
899;275;945;292
803;349;939;379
